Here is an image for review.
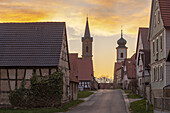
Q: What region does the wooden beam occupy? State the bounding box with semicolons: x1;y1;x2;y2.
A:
0;78;30;81
49;68;51;75
6;69;11;91
56;67;58;72
15;69;18;89
0;91;10;93
39;68;42;76
23;69;26;80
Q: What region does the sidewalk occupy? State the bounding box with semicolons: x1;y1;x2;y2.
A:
121;90;143;113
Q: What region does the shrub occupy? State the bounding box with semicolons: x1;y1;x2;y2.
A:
9;69;63;108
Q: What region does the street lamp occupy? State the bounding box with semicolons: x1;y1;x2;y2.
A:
140;50;145;98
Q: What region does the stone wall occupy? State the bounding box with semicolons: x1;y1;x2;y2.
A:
70;82;78;101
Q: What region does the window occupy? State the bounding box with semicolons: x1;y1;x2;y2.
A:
121;53;124;58
156;38;158;53
152;68;155;82
156;39;159;61
160;35;163;50
158;66;160;80
160;65;163;80
86;46;88;52
153;41;155;55
154;67;157;81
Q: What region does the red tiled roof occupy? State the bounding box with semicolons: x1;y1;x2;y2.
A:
125;54;136;79
135;28;149;59
77;58;93;81
69;53;79;83
159;0;170;27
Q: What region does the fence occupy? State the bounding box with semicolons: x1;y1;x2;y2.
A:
154;97;170;111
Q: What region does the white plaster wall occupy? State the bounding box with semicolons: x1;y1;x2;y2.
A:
117;48;127;63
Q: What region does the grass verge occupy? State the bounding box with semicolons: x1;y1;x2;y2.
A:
130;99;153;113
124;90;132;94
127;93;142;99
78;91;94;98
0;100;84;113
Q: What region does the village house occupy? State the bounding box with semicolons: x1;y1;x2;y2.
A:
135;28;151;98
114;62;123;88
0;22;70;105
69;53;79;100
69;53;96;90
148;0;170;103
122;54;136;90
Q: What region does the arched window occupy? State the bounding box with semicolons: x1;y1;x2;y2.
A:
121;53;124;58
86;46;88;52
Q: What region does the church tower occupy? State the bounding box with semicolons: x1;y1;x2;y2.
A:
82;17;93;60
116;29;127;62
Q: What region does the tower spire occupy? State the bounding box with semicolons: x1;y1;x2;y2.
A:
84;17;91;38
121;26;123;38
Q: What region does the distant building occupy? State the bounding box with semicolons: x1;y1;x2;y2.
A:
69;53;79;100
148;0;170;103
0;22;70;104
69;17;97;90
114;29;127;87
114;62;123;87
135;28;151;97
122;54;136;89
95;77;113;83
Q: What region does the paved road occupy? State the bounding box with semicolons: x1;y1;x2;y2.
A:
67;89;128;113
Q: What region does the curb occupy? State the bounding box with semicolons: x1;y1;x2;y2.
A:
121;90;130;113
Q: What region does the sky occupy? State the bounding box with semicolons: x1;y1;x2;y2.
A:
0;0;151;79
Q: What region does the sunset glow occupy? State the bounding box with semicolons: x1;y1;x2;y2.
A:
0;0;152;79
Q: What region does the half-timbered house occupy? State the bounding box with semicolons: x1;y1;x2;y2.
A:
0;22;70;105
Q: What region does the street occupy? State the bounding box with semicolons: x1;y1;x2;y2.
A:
67;89;128;113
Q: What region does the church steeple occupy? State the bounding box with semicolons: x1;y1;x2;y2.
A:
116;27;128;63
84;17;91;38
82;17;93;60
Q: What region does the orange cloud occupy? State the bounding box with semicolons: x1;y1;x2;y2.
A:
0;0;151;79
0;9;49;22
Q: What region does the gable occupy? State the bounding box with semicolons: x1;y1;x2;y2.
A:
148;0;166;40
0;22;65;67
148;0;170;40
